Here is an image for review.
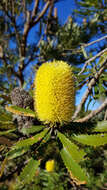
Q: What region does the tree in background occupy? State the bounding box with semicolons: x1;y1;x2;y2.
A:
0;0;107;189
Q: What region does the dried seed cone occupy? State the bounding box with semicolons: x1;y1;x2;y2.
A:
34;61;75;124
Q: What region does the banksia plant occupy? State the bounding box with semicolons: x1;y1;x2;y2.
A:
34;60;75;124
3;60;107;188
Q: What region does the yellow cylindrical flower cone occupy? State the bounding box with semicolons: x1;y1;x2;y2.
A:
45;160;55;172
34;60;75;124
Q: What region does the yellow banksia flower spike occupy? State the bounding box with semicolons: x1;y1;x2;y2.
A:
45;160;55;172
34;60;75;124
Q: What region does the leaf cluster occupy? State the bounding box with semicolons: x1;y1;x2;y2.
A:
0;106;107;189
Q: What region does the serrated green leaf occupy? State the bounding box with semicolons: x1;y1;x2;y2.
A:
0;122;15;130
0;121;13;125
7;147;29;160
5;105;36;118
36;132;51;150
73;133;107;146
93;121;107;132
0;113;12;122
19;158;40;184
60;148;88;185
20;125;45;135
0;129;16;136
57;132;85;163
98;51;107;66
13;128;48;149
0;158;8;178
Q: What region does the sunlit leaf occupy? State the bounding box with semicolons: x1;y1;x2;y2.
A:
57;132;86;163
93;121;107;132
73;133;107;146
13;128;49;149
60;148;88;185
5;105;36;118
20;125;45;135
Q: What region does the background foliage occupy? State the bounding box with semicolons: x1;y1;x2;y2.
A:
0;0;107;189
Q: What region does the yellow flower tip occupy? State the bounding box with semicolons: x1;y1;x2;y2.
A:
34;60;75;124
45;160;55;172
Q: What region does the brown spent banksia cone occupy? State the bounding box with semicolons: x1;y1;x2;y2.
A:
10;87;34;130
34;60;75;125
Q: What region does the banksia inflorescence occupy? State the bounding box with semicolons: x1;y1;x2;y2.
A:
34;60;75;124
45;160;55;172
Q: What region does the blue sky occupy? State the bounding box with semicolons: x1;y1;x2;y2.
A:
55;0;76;23
27;0;76;43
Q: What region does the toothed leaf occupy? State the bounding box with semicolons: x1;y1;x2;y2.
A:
19;158;40;184
0;158;8;178
0;113;15;129
7;147;29;160
0;129;16;136
13;128;48;149
93;121;107;132
0;113;12;122
60;148;88;185
20;125;45;135
0;122;15;130
57;132;86;163
73;133;107;146
37;132;51;149
5;105;36;117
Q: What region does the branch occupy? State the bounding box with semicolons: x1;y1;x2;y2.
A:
12;19;21;55
72;59;107;120
1;1;50;87
32;0;39;19
11;0;15;16
21;1;50;61
2;1;51;87
76;98;107;123
48;0;54;18
0;3;21;57
23;54;40;69
32;1;50;26
78;48;107;75
85;48;107;65
22;0;27;18
82;35;107;48
18;1;50;86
